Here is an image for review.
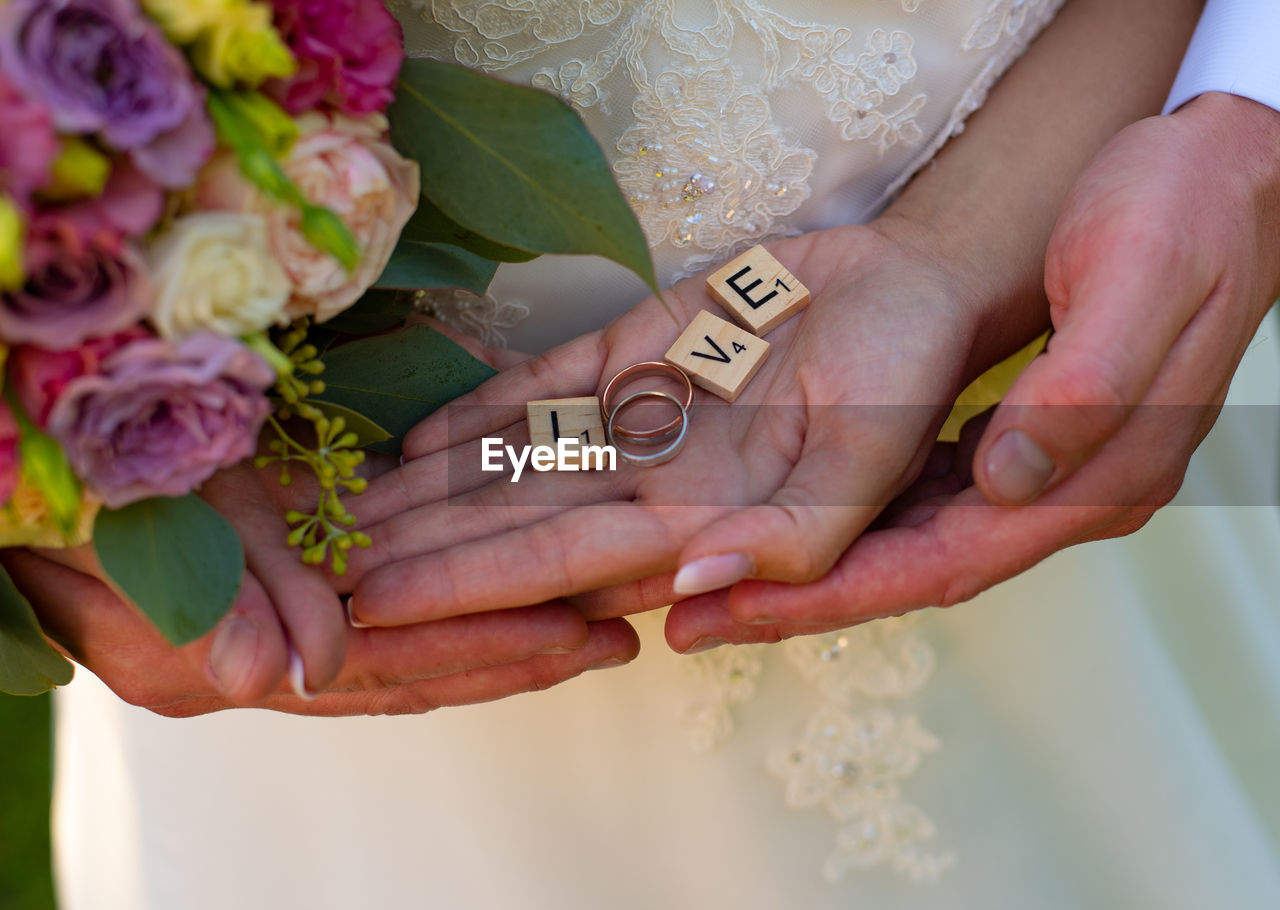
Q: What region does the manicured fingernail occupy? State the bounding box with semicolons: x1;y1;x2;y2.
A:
345;596;372;629
209;616;258;696
673;553;754;596
684;636;728;654
288;649;317;702
588;656;630;671
985;429;1054;504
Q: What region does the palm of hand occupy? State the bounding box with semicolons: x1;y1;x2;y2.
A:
343;225;977;627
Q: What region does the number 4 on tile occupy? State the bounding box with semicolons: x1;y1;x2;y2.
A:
665;310;770;403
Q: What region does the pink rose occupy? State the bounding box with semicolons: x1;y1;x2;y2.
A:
45;332;274;507
0;399;20;507
195;111;419;323
0;72;57;205
8;329;147;427
0;206;153;350
266;0;404;117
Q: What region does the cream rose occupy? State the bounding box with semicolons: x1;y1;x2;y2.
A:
146;212;292;338
194;112;420;324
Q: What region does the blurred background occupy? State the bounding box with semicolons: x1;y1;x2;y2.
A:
1;692;57;910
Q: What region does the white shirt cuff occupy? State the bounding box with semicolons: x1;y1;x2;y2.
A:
1164;0;1280;114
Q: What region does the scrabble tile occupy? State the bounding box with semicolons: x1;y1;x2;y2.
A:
526;397;607;469
706;244;810;336
664;310;770;403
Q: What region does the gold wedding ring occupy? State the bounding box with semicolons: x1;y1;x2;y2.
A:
600;361;693;443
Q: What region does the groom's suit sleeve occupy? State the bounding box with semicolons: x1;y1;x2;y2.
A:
1165;0;1280;113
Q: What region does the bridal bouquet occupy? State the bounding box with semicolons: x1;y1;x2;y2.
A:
0;0;655;695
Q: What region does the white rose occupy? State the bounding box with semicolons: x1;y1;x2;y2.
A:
146;213;291;338
193;112;420;324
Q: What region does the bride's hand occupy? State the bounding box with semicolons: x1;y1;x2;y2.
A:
338;223;987;628
664;95;1280;649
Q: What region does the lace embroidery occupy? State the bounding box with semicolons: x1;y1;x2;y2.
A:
400;0;936;272
416;287;531;348
681;643;765;753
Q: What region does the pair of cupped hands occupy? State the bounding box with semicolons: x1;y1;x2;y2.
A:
10;102;1280;717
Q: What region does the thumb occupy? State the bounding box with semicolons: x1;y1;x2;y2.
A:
975;248;1205;506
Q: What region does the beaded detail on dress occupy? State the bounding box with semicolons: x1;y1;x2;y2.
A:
390;0;1064;277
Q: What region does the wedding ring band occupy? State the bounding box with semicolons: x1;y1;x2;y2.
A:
606;390;689;467
600;362;693;443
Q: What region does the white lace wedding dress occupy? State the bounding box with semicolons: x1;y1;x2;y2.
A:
54;2;1280;907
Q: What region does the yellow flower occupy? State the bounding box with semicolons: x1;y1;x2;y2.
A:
0;480;99;549
141;0;241;44
190;2;296;89
39;138;112;202
0;196;25;292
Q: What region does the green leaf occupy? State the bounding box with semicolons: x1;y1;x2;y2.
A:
94;495;245;647
399;195;539;264
375;240;499;294
322;288;415;335
311;324;497;456
305;399;393;448
389;59;658;295
0;565;74;696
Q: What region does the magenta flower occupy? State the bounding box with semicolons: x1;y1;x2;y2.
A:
8;330;147;428
44;333;274;507
0;400;20;507
0;208;153;350
266;0;404;116
0;73;57;205
0;0;214;188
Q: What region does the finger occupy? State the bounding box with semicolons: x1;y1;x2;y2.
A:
975;236;1209;505
350;503;719;625
201;469;347;694
670;403;937;591
664;590;857;654
330;603;590;691
250;618;641;716
340;454;631;592
4;549;291;707
401;332;608;460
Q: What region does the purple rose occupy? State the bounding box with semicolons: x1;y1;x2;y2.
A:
0;73;57;205
0;208;152;350
266;0;404;116
46;333;274;507
0;0;214;188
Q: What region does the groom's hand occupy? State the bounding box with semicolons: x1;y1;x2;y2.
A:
666;93;1280;647
3;545;635;717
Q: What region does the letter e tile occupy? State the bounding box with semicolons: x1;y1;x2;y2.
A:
664;310;769;403
706;245;810;335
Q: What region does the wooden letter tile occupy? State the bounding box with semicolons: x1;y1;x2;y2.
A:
664;310;769;403
706;244;810;336
526;397;606;469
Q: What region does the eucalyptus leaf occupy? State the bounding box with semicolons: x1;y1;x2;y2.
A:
305;399;393;448
399;195;539;264
0;565;74;696
375;240;499;295
389;59;658;295
322;288;415;336
94;495;245;647
312;324;497;456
